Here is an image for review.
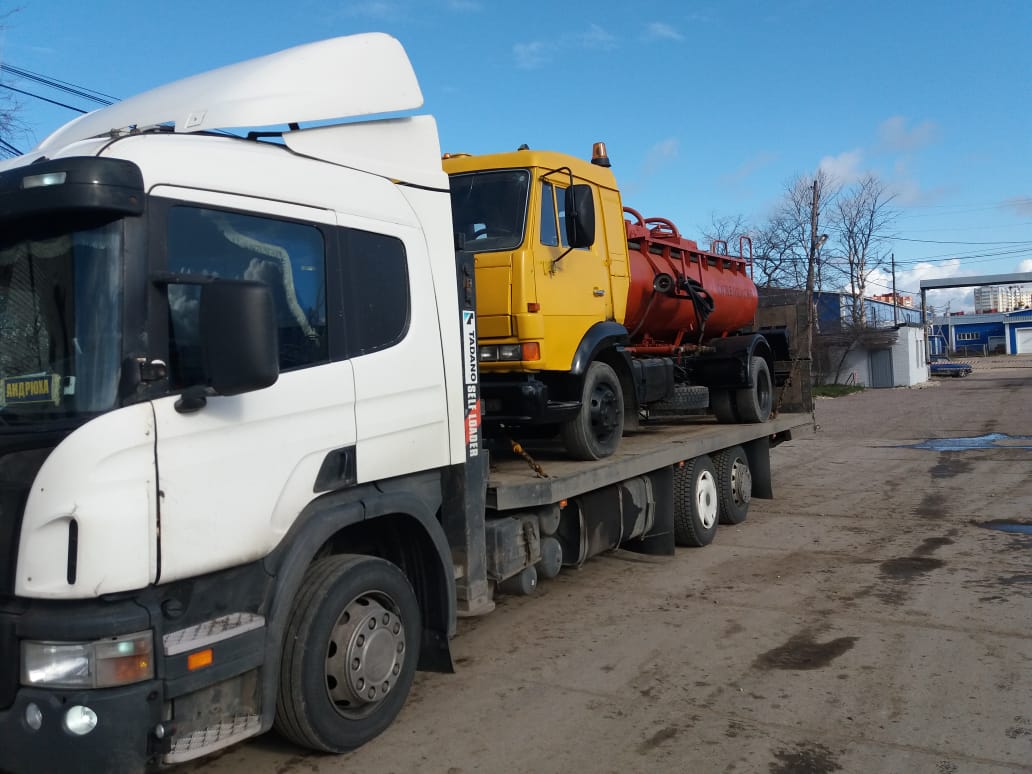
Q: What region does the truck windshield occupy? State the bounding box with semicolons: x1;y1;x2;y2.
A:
449;170;530;252
0;220;124;425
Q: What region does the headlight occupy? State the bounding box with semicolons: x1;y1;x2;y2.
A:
498;344;522;360
21;630;154;688
478;345;499;362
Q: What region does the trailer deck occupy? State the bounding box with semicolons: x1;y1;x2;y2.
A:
485;413;811;510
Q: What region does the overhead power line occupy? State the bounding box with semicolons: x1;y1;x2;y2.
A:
0;137;23;157
0;82;88;114
893;236;1032;246
0;63;117;106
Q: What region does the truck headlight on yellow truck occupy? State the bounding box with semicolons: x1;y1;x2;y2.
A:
479;343;540;362
21;630;154;688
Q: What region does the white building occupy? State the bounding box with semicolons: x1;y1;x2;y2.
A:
973;284;1032;313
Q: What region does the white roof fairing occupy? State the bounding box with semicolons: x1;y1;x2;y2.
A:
35;33;424;153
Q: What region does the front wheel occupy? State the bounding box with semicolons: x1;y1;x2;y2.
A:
275;555;421;752
561;361;625;460
673;455;719;547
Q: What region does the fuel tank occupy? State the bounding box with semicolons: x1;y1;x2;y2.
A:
622;207;757;348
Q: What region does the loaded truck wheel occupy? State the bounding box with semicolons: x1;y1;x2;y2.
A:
709;389;739;423
735;356;773;423
713;445;751;525
275;555;420;752
561;361;624;460
673;455;719;547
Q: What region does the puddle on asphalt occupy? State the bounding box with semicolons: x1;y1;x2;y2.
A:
903;433;1032;452
754;630;858;671
978;520;1032;536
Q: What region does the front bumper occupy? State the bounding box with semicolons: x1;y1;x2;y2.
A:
479;373;580;425
0;680;162;774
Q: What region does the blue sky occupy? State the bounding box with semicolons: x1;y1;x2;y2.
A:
1;0;1029;311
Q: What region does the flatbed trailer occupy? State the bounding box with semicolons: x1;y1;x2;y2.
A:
487;414;807;510
451;413;811;604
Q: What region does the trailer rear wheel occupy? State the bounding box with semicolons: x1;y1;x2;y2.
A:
275;555;420;753
673;455;719;547
735;357;773;423
561;361;624;460
713;445;751;525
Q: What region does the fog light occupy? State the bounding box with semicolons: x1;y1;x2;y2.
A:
63;705;98;736
25;702;42;731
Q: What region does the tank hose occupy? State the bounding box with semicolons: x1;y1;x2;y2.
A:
679;277;715;343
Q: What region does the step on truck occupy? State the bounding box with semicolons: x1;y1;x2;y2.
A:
0;34;810;773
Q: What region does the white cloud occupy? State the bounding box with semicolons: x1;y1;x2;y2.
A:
1004;197;1032;217
579;24;617;50
868;258;973;312
1019;259;1032;273
878;116;939;152
513;41;550;70
721;151;778;187
645;22;684;41
818;149;863;184
641;137;679;177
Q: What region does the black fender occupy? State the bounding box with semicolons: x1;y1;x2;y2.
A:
257;472;456;734
692;333;775;389
569;321;629;375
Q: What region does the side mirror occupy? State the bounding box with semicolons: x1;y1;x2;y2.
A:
564;184;595;249
200;280;279;396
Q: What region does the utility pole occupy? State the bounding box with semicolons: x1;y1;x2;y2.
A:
891;252;898;326
804;180;820;370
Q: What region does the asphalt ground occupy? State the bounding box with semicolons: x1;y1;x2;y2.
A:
189;357;1032;774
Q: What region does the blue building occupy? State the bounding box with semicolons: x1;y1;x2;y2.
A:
815;292;922;333
929;309;1032;355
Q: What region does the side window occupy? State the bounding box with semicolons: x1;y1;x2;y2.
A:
539;181;570;248
540;182;558;247
166;206;328;387
339;228;409;356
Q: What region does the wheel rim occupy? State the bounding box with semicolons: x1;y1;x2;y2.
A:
696;469;718;529
325;593;406;718
589;381;621;443
730;457;752;507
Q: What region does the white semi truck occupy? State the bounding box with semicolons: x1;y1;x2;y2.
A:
0;34;807;772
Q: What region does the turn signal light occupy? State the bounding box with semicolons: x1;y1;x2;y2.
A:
187;649;214;671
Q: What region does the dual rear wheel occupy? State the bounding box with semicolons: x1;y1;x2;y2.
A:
673;445;752;547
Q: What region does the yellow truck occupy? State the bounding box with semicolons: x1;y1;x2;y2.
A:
444;144;788;460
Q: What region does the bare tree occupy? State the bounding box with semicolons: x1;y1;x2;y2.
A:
0;6;26;158
700;212;750;256
829;174;897;326
749;170;838;291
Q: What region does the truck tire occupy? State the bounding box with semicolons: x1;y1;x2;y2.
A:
650;384;710;416
735;356;773;423
709;389;739;423
275;555;420;753
673;455;719;547
713;445;751;525
561;361;624;460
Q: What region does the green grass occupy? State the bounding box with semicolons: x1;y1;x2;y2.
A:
813;384;866;398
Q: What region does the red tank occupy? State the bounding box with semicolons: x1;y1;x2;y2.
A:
622;207;757;352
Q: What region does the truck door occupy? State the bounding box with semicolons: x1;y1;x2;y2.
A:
535;179;613;322
149;191;357;583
